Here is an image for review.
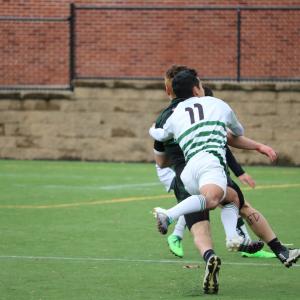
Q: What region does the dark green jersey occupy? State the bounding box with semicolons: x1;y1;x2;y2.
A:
154;98;186;176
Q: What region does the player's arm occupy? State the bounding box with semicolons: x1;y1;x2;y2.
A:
155;164;175;192
225;106;244;136
227;132;277;162
153;140;175;191
226;145;244;177
225;103;277;162
149;124;173;141
226;145;256;188
149;111;175;142
153;140;171;168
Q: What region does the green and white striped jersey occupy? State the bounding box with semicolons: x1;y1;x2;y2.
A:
149;96;244;165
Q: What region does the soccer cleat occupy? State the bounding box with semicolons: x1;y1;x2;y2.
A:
203;255;221;294
238;240;265;254
167;235;184;258
226;235;244;252
153;207;171;235
277;248;300;268
241;249;276;258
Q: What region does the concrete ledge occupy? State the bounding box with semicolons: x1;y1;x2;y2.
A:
1;81;300;100
0;91;73;101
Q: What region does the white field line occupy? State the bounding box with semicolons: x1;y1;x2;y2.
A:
7;182;300;192
13;182;161;190
0;255;298;268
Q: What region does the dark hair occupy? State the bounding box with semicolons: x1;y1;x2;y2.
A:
165;65;189;79
203;86;214;97
172;69;200;99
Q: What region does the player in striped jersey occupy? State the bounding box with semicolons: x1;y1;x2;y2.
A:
150;67;300;270
155;85;268;258
150;68;255;224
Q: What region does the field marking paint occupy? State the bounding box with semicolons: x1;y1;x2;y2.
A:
244;183;300;191
0;194;173;209
0;183;299;209
13;182;161;191
0;255;298;268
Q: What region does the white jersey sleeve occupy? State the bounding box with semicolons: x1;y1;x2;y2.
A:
226;106;244;136
149;115;175;142
155;164;175;192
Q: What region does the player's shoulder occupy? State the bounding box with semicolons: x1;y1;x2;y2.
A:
203;95;225;103
156;101;178;127
203;96;231;109
175;96;199;108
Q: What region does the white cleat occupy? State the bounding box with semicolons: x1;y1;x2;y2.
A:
226;235;244;252
153;207;170;235
278;248;300;268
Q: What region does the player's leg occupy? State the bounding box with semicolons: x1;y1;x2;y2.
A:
240;201;275;242
220;186;242;250
153;154;226;234
166;174;190;257
167;215;185;258
240;201;300;267
236;215;275;258
185;212;221;294
236;216;251;240
221;185;264;253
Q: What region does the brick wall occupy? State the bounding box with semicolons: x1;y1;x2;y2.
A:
1;1;300;17
0;0;300;87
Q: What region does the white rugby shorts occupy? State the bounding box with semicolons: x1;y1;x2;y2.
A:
180;151;227;197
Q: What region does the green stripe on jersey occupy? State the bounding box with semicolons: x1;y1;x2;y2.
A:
186;139;226;156
181;131;226;153
186;144;225;162
176;121;226;144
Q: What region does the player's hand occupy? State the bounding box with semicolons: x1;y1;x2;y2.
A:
257;144;277;162
238;173;256;188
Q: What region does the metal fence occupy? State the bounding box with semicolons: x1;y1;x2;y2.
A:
0;5;299;90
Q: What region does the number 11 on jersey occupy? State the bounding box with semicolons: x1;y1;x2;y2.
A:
185;103;204;124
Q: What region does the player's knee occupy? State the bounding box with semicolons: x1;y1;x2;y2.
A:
201;185;224;209
225;187;240;208
206;197;220;209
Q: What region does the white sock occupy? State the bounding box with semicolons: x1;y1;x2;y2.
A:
221;203;239;240
166;195;206;221
172;215;186;239
239;224;251;240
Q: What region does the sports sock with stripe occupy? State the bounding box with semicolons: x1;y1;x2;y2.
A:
166;195;206;221
172;215;186;239
221;203;239;240
203;249;215;263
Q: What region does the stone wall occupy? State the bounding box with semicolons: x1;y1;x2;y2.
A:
0;81;299;165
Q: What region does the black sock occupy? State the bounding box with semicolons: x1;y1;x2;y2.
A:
203;249;215;263
268;238;287;256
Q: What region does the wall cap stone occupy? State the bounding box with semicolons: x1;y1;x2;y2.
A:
0;91;73;101
74;80;300;92
1;81;300;101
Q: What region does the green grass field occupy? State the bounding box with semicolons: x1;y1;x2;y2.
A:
0;160;299;300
